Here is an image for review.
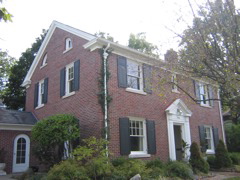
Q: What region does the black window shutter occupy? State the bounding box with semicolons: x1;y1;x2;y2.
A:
60;67;66;97
193;80;201;104
43;78;48;104
208;85;214;106
73;60;80;91
146;120;156;154
198;125;206;152
117;56;127;88
212;127;219;148
119;117;130;155
143;64;153;94
34;82;39;108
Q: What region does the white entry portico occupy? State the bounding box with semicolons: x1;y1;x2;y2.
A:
165;99;192;161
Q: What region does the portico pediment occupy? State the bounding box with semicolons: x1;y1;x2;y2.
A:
165;99;192;117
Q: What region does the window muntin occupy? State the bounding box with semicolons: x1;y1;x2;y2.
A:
16;138;26;164
204;126;214;151
199;83;209;105
65;38;72;50
66;64;74;94
129;118;147;154
38;80;44;106
127;60;142;90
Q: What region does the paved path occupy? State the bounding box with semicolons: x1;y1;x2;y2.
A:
203;171;240;180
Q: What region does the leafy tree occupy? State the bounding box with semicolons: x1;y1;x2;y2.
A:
0;0;12;22
128;32;159;58
177;0;240;122
1;30;46;110
0;50;15;93
31;114;80;166
95;31;115;42
225;123;240;152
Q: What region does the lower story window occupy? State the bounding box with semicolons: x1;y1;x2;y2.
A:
129;118;147;154
204;126;214;152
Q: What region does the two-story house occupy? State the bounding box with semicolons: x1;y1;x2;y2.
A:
3;21;225;173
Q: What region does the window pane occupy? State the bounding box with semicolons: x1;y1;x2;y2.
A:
69;79;74;93
127;61;139;77
127;76;140;89
130;137;143;151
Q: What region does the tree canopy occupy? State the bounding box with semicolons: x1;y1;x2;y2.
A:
1;30;47;110
0;0;12;22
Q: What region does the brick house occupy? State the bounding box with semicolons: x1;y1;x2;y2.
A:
11;20;225;173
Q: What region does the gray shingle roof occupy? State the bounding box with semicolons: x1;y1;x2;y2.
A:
0;108;37;125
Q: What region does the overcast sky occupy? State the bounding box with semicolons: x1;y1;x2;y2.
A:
0;0;239;59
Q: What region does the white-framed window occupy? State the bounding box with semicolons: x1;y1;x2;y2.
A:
171;74;178;92
65;38;72;51
127;60;143;91
199;83;209;106
65;63;74;95
41;53;47;67
129;118;147;155
38;80;44;107
204;126;214;153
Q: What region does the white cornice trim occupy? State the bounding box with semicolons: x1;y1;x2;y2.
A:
22;21;95;87
0;123;34;131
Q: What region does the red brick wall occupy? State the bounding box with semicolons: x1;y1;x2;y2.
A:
0;130;39;173
25;27;224;162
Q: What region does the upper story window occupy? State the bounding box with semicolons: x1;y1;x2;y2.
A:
194;81;214;107
34;78;48;109
65;38;72;51
127;60;143;91
40;53;47;68
204;126;214;153
171;74;179;92
66;63;74;94
60;60;80;98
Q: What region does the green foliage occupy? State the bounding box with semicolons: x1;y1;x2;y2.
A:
128;32;159;58
111;158;147;180
229;153;240;165
47;160;89;180
164;161;193;179
73;137;112;179
95;31;115;42
215;140;232;169
189;142;209;174
225;123;240;152
1;30;46;110
31;114;80;166
0;1;12;22
146;158;164;169
207;155;216;169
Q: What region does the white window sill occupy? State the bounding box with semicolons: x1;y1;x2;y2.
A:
62;91;75;99
200;104;212;108
206;149;215;155
40;63;47;69
129;153;151;158
63;47;72;54
35;104;44;110
172;89;180;94
126;88;147;95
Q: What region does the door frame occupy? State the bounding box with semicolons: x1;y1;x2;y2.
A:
165;99;192;160
12;134;30;173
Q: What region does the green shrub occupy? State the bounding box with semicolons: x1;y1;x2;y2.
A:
146;158;164;169
47;160;89;180
189;142;209;173
111;158;146;179
207;155;216;169
164;161;193;179
215;140;232;169
73;137;112;179
229;153;240;165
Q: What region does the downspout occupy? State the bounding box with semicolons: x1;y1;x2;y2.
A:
103;43;110;156
217;89;226;144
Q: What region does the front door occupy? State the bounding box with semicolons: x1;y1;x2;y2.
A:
174;125;182;160
12;134;30;173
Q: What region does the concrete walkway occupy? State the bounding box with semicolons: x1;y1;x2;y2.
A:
0;173;21;180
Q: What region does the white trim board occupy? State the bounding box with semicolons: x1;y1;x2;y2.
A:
0;123;34;131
